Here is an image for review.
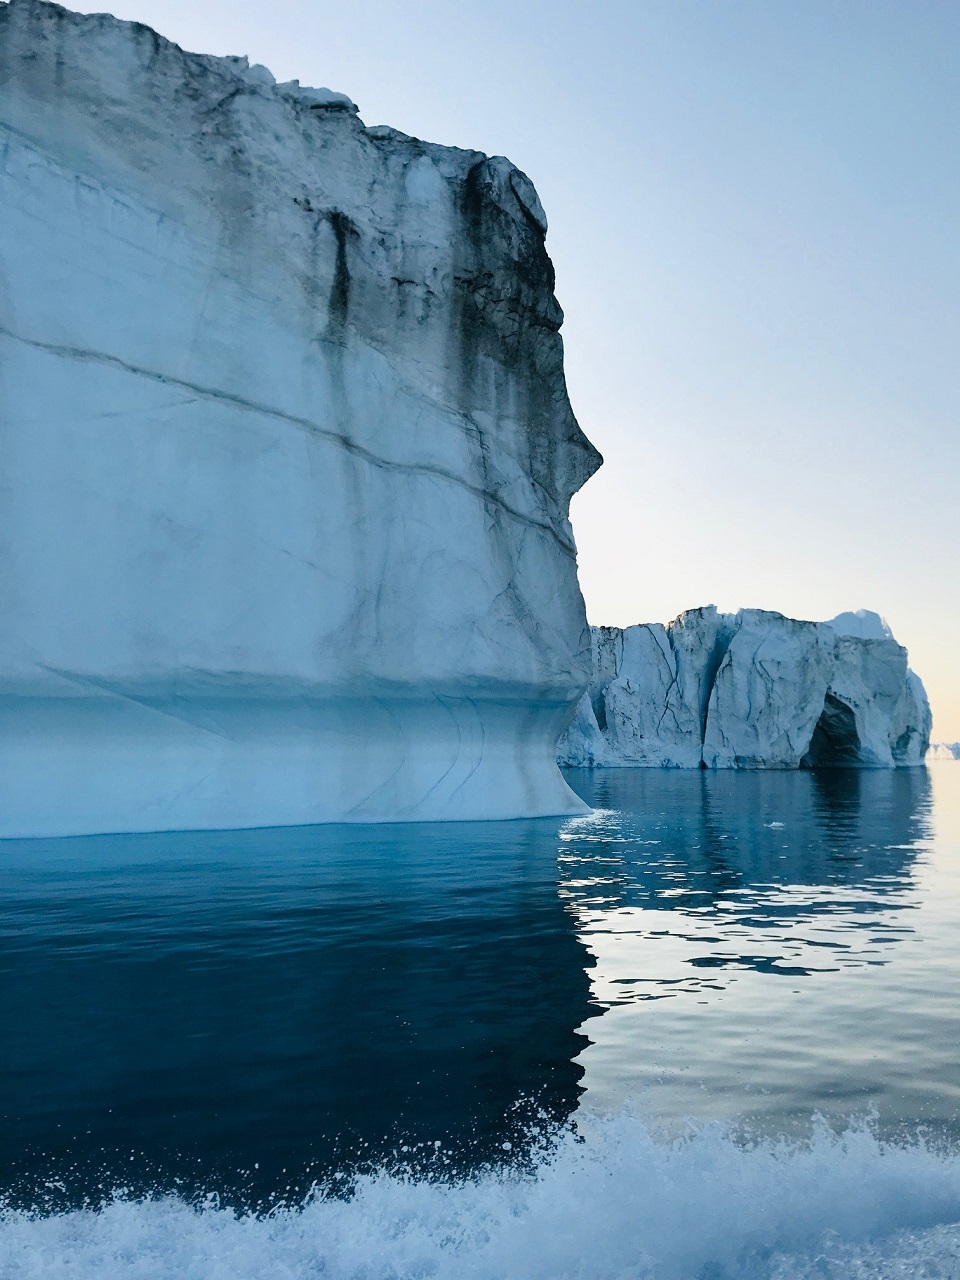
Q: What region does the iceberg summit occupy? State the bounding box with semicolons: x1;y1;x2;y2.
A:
559;608;932;770
0;0;602;837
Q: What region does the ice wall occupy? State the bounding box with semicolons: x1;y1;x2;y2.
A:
0;0;601;836
559;609;932;770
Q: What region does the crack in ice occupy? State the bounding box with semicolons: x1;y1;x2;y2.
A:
0;326;576;557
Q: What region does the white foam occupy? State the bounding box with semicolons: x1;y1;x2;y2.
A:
3;1115;960;1279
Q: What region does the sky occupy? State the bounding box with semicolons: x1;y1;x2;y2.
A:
68;0;960;739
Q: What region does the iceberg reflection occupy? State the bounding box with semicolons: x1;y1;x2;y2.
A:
0;820;598;1209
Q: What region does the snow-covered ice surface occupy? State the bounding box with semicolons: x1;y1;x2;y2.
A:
827;609;895;641
0;0;601;836
3;1117;960;1279
559;607;932;769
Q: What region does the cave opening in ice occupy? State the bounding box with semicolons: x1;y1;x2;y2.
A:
802;694;862;767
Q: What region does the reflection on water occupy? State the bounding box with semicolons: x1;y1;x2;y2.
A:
561;767;960;1138
0;821;597;1208
560;768;932;996
2;766;958;1212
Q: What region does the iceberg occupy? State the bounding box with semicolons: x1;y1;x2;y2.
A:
704;610;836;769
600;608;732;768
559;608;932;770
0;0;601;836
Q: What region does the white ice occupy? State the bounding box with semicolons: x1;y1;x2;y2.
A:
559;607;932;770
0;0;600;836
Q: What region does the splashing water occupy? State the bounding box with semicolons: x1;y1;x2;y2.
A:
3;1114;960;1280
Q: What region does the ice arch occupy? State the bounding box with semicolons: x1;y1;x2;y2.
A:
802;694;862;768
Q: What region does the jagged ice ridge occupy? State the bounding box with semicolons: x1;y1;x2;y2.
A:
558;608;932;770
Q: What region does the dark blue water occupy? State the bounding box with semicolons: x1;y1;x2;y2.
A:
0;821;598;1209
3;766;960;1278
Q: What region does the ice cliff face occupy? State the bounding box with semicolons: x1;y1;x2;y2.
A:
0;0;601;836
559;609;932;770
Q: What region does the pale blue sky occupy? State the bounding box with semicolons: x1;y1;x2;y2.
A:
71;0;960;737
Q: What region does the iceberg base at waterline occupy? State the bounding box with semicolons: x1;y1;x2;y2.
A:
559;607;932;771
1;684;586;837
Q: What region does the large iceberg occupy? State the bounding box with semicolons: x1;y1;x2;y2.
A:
0;0;601;837
559;608;932;770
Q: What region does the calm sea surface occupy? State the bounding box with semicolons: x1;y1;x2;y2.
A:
2;765;960;1278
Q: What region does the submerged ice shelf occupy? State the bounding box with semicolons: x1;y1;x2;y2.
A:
558;608;932;770
0;0;601;836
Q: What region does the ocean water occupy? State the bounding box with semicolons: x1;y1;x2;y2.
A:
2;764;960;1278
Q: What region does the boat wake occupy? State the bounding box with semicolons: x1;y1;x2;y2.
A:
3;1114;960;1279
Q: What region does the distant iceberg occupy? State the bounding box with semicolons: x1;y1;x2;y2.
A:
559;608;932;770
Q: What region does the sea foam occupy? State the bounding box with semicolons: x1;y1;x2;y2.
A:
2;1114;960;1279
